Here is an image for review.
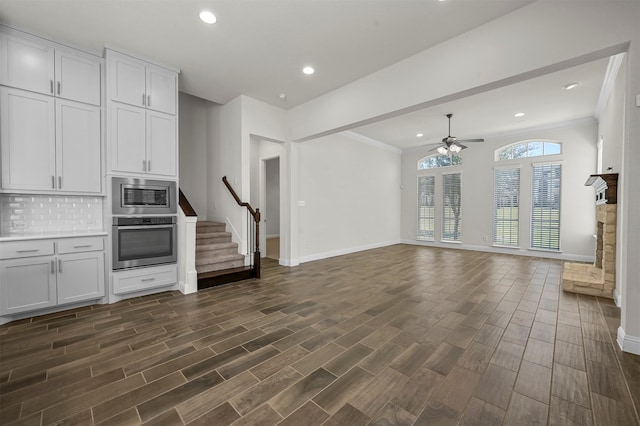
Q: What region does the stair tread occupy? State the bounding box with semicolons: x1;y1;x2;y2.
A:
197;253;245;263
197;221;225;226
196;242;238;250
196;231;232;238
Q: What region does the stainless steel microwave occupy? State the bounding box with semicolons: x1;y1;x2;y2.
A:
112;177;177;215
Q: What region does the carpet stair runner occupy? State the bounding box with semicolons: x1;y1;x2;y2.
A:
196;221;254;289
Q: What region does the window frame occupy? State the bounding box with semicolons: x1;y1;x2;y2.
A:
441;171;463;243
493;165;521;248
530;161;563;252
417;175;436;241
495;139;562;162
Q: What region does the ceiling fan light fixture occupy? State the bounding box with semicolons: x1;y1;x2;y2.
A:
437;146;448;155
450;144;462;153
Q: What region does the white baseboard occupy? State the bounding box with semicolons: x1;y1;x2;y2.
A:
402;239;594;262
617;326;640;355
298;240;402;264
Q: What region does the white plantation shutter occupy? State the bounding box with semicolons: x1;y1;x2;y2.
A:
531;163;561;250
494;167;520;247
442;172;462;242
417;176;435;240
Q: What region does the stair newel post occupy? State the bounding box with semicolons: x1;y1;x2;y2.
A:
254;209;261;278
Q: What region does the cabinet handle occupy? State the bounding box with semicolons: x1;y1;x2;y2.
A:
51;260;55;274
16;249;39;253
142;93;146;106
50;80;54;94
147;94;151;107
52;176;56;189
58;259;62;273
141;277;156;282
147;160;151;171
57;81;61;95
58;176;62;189
143;160;147;171
73;244;92;248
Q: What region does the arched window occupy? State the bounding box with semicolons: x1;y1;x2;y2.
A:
495;140;562;161
417;154;462;170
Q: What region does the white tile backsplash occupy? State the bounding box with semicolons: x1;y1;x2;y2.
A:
0;194;103;235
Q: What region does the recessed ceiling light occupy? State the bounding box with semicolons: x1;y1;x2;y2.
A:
416;133;424;138
563;82;579;90
302;66;315;75
514;112;525;118
199;11;217;24
278;93;287;101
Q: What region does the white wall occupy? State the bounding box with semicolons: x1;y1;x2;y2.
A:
297;133;401;262
402;120;598;261
265;158;280;237
178;92;212;219
598;56;626;175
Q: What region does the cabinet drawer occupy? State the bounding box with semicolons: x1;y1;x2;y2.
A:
113;264;177;295
58;237;104;254
0;240;55;259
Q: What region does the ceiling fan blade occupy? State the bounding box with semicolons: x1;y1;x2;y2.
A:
457;143;468;150
457;138;484;143
427;145;441;152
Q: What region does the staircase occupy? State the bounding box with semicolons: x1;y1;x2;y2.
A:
196;221;255;289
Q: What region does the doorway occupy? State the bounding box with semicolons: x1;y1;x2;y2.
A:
264;157;280;260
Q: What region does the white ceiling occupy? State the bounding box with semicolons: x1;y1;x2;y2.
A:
352;57;611;150
0;0;532;108
0;0;611;150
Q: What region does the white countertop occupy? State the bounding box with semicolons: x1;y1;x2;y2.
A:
0;231;108;242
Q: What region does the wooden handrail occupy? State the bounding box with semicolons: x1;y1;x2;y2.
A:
222;176;261;279
222;176;261;223
179;189;198;217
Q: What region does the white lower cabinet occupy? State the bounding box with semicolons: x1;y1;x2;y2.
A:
0;256;57;315
113;264;177;295
0;237;105;316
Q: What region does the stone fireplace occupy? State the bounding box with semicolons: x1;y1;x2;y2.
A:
562;174;618;298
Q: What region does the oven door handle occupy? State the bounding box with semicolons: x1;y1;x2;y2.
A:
114;225;176;230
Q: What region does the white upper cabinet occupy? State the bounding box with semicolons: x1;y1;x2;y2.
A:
56;100;102;193
110;102;147;174
0;32;55;96
0;32;101;106
146;110;177;176
55;50;101;106
108;50;176;115
0;87;56;191
0;87;102;193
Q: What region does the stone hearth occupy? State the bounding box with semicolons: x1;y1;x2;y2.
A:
562;174;618;299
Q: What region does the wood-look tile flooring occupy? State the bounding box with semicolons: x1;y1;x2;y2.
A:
1;244;639;425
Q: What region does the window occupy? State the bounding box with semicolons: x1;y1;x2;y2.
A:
531;163;561;250
417;176;435;240
494;167;520;247
496;141;562;161
442;173;462;242
418;154;462;170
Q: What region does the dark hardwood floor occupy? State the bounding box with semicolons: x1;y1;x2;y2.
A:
1;244;639;425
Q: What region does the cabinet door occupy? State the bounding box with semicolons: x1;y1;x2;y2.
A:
146;66;176;115
0;33;55;95
1;87;56;191
55;50;101;106
110;102;146;174
0;257;57;315
56;100;102;193
108;51;146;108
146;110;177;177
57;252;105;305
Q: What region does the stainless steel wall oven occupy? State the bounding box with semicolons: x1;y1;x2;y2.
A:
112;216;177;270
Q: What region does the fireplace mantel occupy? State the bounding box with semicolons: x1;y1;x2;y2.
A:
585;173;618;205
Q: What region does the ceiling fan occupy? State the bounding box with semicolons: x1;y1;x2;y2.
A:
427;113;485;154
